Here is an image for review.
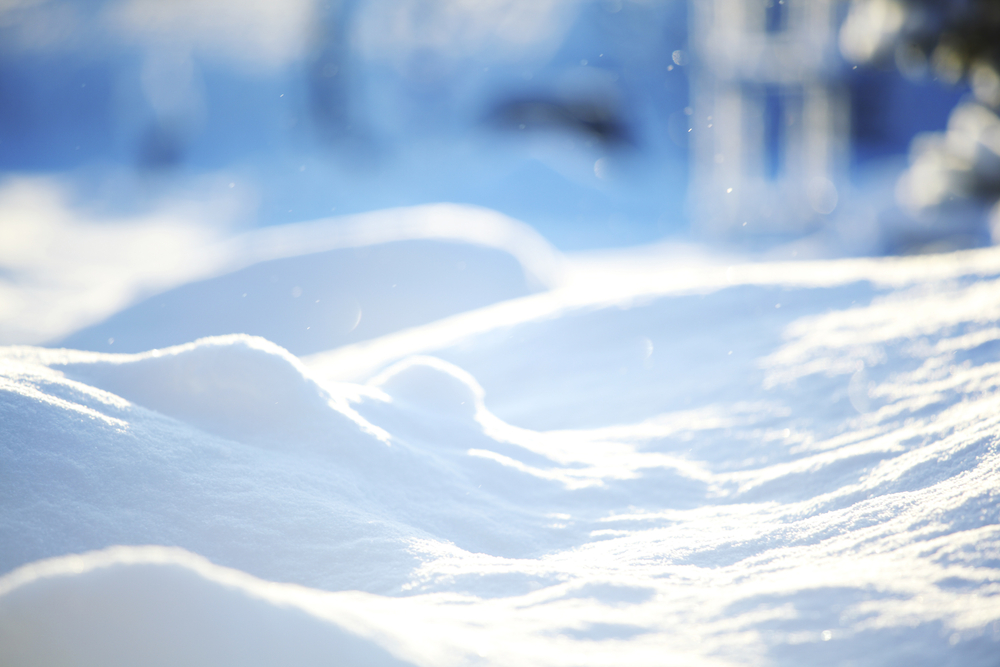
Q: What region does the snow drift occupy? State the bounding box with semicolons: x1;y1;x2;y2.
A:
0;547;418;667
2;212;1000;666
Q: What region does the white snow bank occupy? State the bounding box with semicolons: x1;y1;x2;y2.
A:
56;236;547;356
0;342;416;591
0;546;420;667
3;234;1000;665
0;335;591;589
0;183;562;347
306;244;1000;428
36;334;388;447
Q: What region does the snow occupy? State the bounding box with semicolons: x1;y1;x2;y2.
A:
2;205;1000;666
0;177;560;348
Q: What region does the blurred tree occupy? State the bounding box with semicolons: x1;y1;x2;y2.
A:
841;0;1000;99
840;0;1000;244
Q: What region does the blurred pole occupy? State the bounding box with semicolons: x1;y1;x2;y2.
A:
688;0;848;242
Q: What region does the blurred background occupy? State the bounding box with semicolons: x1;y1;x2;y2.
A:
1;0;999;253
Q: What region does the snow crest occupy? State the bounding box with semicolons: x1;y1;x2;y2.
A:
47;334;389;449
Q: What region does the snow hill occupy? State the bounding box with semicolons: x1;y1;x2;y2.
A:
2;205;1000;666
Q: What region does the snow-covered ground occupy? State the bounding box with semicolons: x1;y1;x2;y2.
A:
2;203;1000;666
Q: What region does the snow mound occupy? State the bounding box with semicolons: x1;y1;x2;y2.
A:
372;356;485;419
52;203;565;356
0;339;582;585
0;196;564;349
0;345;422;591
56;239;546;356
0;546;417;667
48;335;386;449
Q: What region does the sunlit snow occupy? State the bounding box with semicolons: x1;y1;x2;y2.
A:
2;206;1000;666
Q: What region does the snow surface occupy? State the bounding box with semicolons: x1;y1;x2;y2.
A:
2;205;1000;666
0;178;560;347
